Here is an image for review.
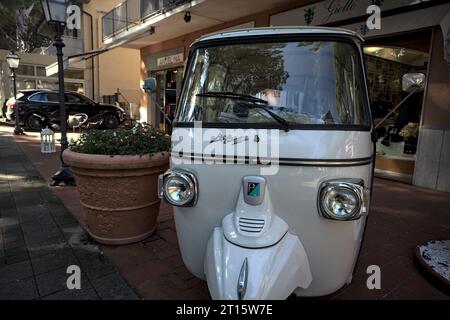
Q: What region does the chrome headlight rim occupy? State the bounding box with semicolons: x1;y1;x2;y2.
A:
318;179;364;221
160;169;198;207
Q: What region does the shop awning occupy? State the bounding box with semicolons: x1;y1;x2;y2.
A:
45;27;154;76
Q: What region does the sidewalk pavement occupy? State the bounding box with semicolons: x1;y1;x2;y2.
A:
0;129;138;299
2;124;449;300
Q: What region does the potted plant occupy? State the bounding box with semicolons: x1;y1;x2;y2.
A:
63;123;170;245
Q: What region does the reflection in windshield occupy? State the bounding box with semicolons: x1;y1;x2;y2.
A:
177;41;369;127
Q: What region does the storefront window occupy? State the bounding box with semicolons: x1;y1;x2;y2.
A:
364;45;429;180
64;69;84;79
36;66;47;77
65;82;84;94
150;68;183;133
17;65;35;76
36;79;58;90
16;79;36;90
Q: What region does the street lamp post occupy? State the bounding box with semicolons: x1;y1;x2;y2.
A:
41;0;75;186
6;51;24;135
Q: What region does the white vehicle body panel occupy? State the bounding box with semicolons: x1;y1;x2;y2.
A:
168;26;373;298
171;129;372;297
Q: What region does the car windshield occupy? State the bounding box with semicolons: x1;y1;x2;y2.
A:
176;40;370;127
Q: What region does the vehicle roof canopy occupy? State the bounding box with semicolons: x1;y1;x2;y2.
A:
192;26;364;47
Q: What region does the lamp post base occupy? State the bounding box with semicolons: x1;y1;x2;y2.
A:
51;164;76;186
13;127;24;135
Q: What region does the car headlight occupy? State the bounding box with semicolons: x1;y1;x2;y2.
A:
158;169;198;206
318;179;365;221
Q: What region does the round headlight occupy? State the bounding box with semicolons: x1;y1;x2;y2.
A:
163;171;196;206
319;181;363;221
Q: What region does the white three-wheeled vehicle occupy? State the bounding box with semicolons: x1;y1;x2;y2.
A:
157;27;375;299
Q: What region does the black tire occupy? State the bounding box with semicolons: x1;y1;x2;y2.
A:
25;113;46;131
103;113;120;129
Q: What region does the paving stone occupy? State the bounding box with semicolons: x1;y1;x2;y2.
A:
141;232;160;244
3;238;26;250
36;266;82;297
31;249;79;275
17;206;51;223
61;225;86;242
30;233;67;248
52;215;80;228
1;224;22;234
39;192;61;205
28;236;69;259
5;245;28;258
157;228;179;245
1;221;20;231
21;216;58;234
13;196;44;208
91;272;139;300
23;227;63;243
73;247;117;281
102;243;158;269
145;239;179;260
0;260;33;285
0;216;20;230
120;259;171;287
160;254;186;272
46;203;71;216
5;252;29;265
16;204;47;214
0;195;15;211
0;208;18;218
0;277;39;300
42;286;99;300
135;279;173;299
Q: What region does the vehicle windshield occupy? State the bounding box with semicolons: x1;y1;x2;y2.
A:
176;40;370;127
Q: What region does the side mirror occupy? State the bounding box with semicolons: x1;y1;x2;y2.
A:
402;73;425;92
143;77;157;93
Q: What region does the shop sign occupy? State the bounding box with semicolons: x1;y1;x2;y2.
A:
271;0;436;27
157;53;184;67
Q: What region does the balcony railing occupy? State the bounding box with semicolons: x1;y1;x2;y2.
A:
102;0;190;41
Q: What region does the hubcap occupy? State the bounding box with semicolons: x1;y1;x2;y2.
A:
28;116;42;131
104;114;118;128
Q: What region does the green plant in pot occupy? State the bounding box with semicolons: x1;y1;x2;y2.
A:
63;123;170;245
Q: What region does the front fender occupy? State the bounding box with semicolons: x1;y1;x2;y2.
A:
204;227;312;300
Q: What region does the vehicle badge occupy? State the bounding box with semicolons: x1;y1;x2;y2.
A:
247;182;260;198
243;176;266;206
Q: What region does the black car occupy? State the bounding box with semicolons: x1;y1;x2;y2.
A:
5;89;126;131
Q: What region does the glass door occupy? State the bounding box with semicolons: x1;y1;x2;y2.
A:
364;45;429;182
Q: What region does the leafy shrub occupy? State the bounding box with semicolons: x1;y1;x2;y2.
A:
70;123;170;156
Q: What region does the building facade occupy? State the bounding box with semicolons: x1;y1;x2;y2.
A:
0;49;85;107
94;0;450;191
81;0;142;109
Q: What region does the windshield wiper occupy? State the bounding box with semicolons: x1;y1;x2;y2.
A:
196;91;290;132
196;91;268;104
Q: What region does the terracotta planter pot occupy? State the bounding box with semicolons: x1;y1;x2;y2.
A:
63;149;169;245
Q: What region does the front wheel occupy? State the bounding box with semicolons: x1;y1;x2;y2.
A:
103;113;119;129
25;113;46;131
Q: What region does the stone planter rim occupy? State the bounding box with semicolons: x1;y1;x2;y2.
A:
63;148;169;170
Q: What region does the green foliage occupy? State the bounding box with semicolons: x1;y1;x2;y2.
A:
70;123;170;156
0;0;52;52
